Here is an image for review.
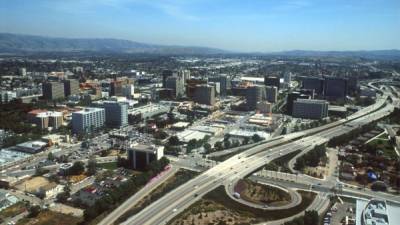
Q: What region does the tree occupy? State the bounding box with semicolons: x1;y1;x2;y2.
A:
28;205;41;218
57;182;71;203
294;157;306;171
169;135;180;146
203;143;212;153
214;141;223;151
252;134;263;143
304;210;319;225
187;139;197;153
68;161;85;175
47;152;54;161
243;137;250;145
224;139;231;149
86;157;97;176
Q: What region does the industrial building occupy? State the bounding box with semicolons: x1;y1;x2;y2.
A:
128;103;170;119
127;143;164;170
292;99;329;119
7;140;48;154
72;107;106;134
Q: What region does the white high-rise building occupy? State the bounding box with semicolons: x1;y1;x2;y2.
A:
122;84;135;98
284;72;292;88
19;68;27;77
72;108;105;134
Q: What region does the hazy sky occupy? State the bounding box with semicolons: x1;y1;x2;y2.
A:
1;0;400;52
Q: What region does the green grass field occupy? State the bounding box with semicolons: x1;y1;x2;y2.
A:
97;162;118;170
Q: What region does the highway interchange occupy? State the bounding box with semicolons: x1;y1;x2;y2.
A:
117;87;398;225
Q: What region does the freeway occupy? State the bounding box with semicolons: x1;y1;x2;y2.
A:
120;93;394;224
98;166;178;225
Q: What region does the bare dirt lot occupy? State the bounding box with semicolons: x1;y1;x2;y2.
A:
15;177;51;193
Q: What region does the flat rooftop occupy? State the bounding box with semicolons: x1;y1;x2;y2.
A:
356;199;399;225
0;149;30;166
74;107;104;115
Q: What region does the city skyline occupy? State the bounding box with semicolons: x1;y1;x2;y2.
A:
1;0;400;52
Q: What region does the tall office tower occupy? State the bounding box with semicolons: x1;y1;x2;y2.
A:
110;80;123;96
42;82;65;100
208;82;221;96
208;75;231;96
72;108;105;134
257;101;273;114
266;86;278;103
63;79;80;97
298;89;315;99
324;77;348;100
186;78;207;99
283;72;292;88
301;77;324;94
178;69;191;81
347;77;359;95
162;70;174;88
286;91;311;115
194;84;216;105
246;85;266;110
165;76;185;98
264;76;281;90
19;68;27;77
103;101;128;128
292;99;329;119
122;84;135;98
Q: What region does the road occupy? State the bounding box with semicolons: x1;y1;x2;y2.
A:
121;92;393;225
225;179;302;210
98;166;178;225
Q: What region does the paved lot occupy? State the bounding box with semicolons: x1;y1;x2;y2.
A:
328;201;355;225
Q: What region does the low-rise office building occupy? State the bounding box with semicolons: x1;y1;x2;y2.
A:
292;99;329;119
127;143;164;170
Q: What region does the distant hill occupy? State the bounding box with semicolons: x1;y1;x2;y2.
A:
0;33;227;55
267;50;400;60
1;33;399;59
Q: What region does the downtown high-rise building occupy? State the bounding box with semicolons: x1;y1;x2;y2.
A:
42;82;65;100
103;101;128;128
72;108;105;134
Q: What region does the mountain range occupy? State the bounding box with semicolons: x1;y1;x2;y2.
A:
0;33;226;55
1;33;400;59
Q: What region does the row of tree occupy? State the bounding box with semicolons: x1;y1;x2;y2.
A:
283;210;319;225
328;122;377;147
294;144;326;171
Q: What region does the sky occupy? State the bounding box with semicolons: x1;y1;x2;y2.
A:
1;0;400;52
